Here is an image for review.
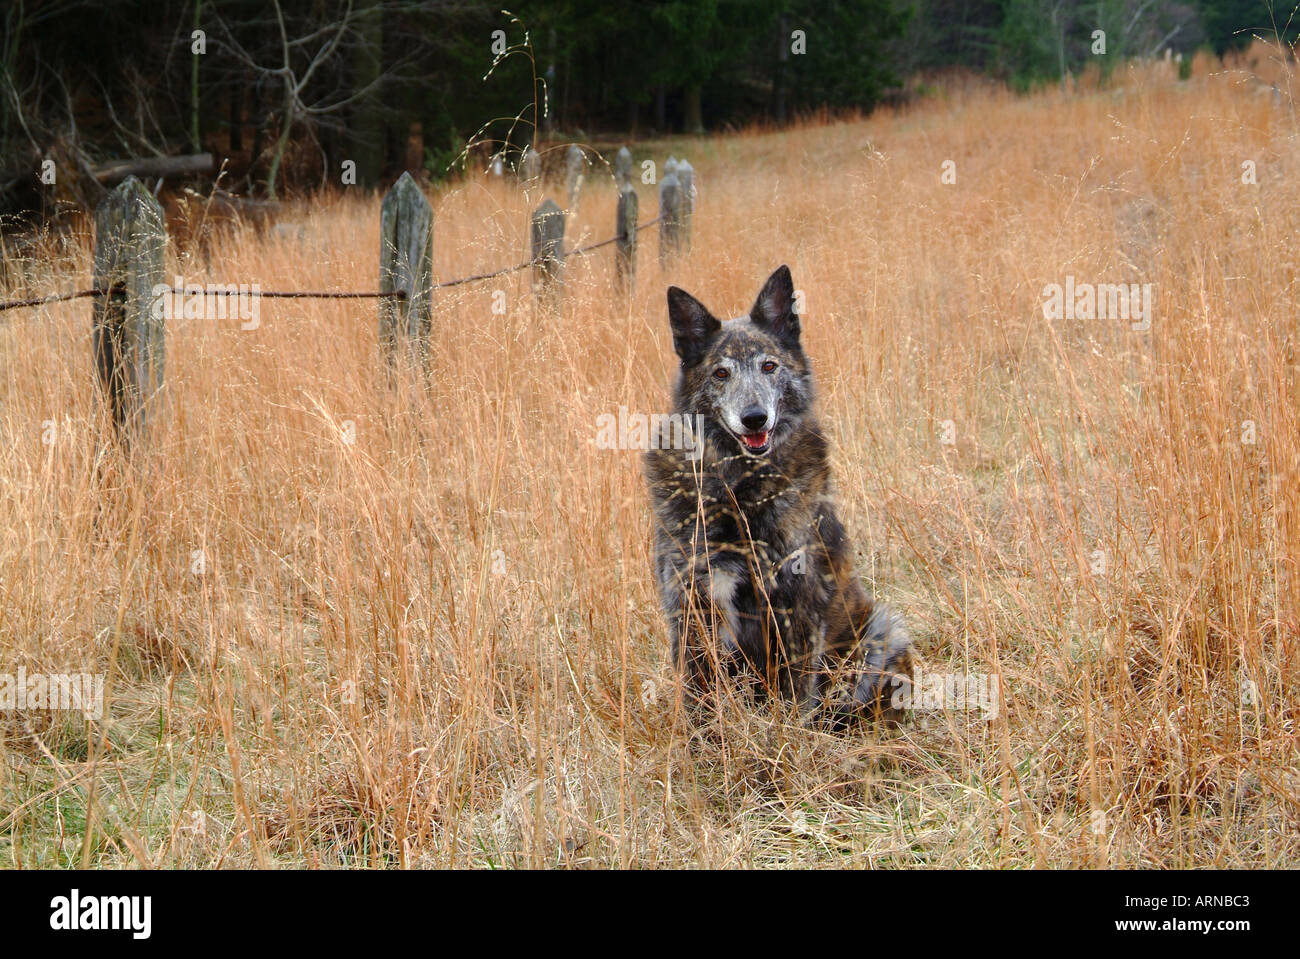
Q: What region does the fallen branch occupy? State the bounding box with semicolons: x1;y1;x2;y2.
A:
92;152;214;184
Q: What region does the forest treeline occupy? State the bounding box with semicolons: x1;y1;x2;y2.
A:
0;0;1292;220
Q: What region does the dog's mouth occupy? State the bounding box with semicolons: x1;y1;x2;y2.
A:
737;429;770;454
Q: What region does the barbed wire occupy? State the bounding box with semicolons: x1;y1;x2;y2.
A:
0;287;117;311
0;213;665;314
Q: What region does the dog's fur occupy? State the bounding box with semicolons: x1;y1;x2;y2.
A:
645;265;913;727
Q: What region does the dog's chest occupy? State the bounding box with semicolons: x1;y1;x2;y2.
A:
692;481;829;609
695;462;801;527
659;455;820;559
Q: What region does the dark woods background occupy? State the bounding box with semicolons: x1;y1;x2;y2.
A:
0;0;1291;226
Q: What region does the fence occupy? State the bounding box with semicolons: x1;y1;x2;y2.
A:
0;146;695;450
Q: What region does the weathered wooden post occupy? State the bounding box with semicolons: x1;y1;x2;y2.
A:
520;145;541;185
93;175;166;447
565;144;585;210
658;170;683;267
614;146;633;190
676;158;694;252
615;186;638;296
379;171;434;365
531;198;565;305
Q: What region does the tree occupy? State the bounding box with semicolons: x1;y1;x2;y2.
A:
782;0;912;111
1198;0;1297;54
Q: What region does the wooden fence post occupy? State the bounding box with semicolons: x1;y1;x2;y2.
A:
614;146;633;190
565;144;585;210
615;185;638;295
676;158;694;252
379;171;434;365
658;170;682;267
531;198;565;303
520;145;541;185
93;175;165;447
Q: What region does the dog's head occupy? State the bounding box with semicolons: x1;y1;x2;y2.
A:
666;265;812;458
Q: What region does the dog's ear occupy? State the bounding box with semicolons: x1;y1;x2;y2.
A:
749;265;800;345
667;286;721;366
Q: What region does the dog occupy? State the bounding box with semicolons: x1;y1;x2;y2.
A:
645;265;913;727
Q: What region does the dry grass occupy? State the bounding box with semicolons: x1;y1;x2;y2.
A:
2;47;1298;869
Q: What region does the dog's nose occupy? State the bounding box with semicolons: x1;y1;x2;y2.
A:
740;408;769;431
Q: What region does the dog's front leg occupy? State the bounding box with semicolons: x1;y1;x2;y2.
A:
760;608;825;723
670;585;732;709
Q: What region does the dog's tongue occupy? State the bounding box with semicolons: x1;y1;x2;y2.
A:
742;431;769;449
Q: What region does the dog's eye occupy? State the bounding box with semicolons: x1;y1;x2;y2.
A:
712;368;729;380
761;361;778;373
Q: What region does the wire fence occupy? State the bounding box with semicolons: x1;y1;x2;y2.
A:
1;161;693;447
0;213;665;314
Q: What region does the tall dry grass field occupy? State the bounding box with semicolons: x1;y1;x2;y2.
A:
2;51;1298;868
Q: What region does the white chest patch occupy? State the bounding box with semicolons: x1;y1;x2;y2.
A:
708;567;742;654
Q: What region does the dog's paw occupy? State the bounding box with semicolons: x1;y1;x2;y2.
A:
850;604;914;720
